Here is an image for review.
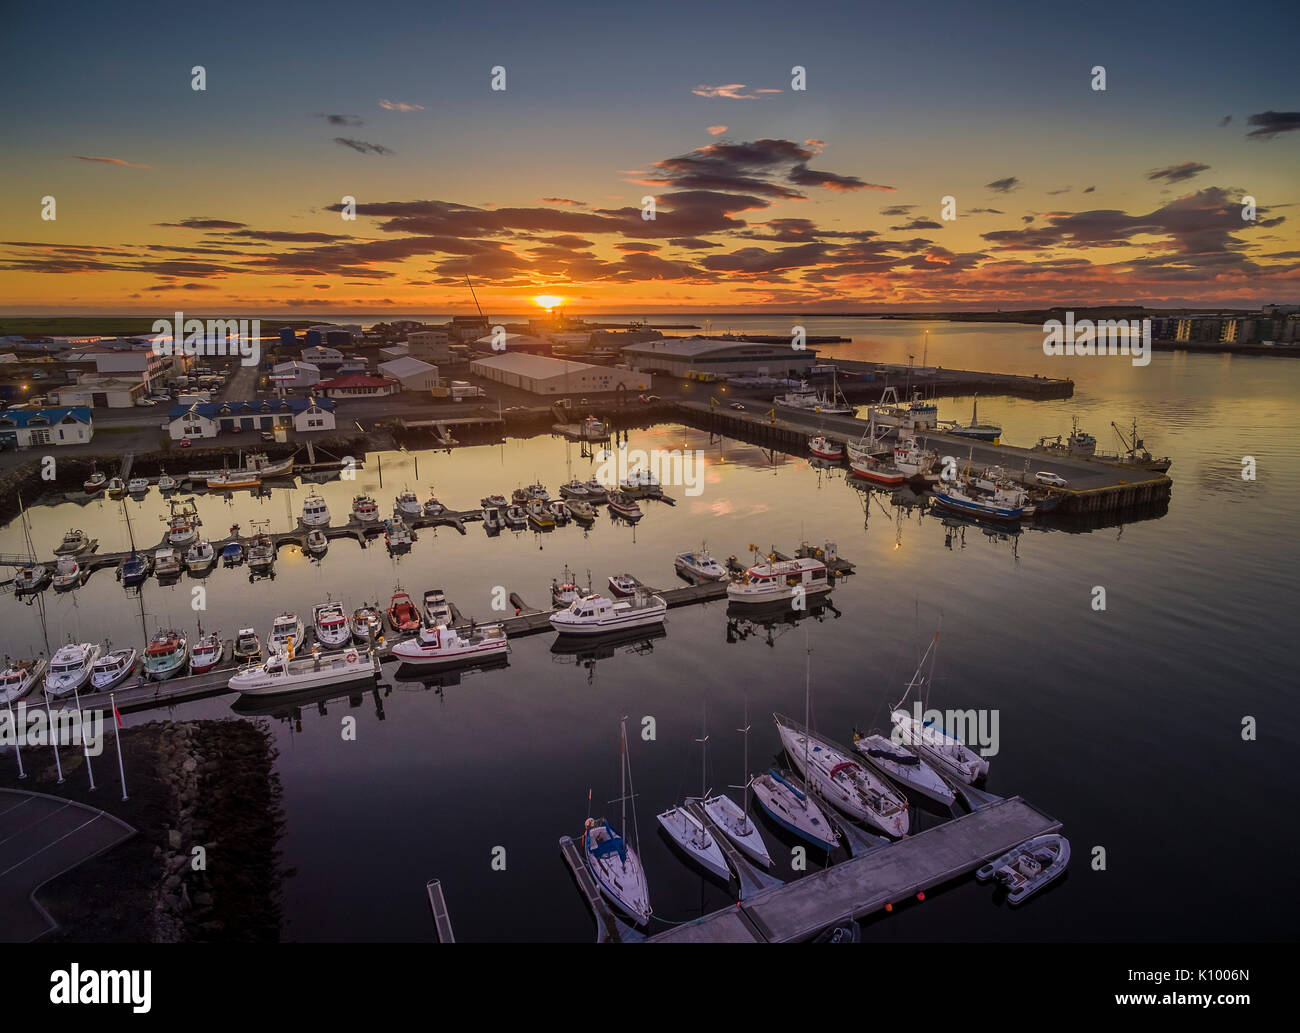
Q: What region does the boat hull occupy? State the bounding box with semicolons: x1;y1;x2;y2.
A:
656;808;730;881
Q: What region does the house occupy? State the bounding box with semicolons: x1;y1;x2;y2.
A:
0;407;94;449
53;376;147;408
167;397;336;439
377;357;439;391
315;373;400;399
270;361;321;389
301;345;345;368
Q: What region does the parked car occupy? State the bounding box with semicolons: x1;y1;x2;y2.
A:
179;438;192;448
261;431;275;442
1035;471;1069;488
729;402;746;410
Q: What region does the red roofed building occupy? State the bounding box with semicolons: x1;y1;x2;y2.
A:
314;373;400;398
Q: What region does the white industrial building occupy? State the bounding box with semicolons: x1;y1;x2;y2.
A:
470;353;652;395
378;357;440;391
619;337;819;378
54;376;147;408
270;360;321;389
407;329;452;364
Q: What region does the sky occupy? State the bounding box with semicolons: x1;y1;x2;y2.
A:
1;0;1297;315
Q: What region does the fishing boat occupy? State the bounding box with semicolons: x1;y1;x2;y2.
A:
422;589;452;626
157;471;177;492
482;506;504;532
127;476;150;495
548;500;570;525
351;494;380;523
849;452;905;486
566;499;596;524
106;476;126;498
184;538;216;573
550;589;667;637
83;469;107;494
526;500;555;529
775;377;854;416
153;547;182;578
868;387;939;432
503;505;527;529
577;414;607;440
583;718;652;926
703;702;774;868
392;622;509;666
143;629;187;681
189;629;225;674
607;573;638;597
394;489;422;516
313;601;352;647
14;563;50;592
976;835;1070;904
422;490;444;516
606;491;642;520
246;532;274;571
551;567;582;607
751;768;838;851
268;613;305;655
1;658;46;704
228;646;378;696
931;480;1027;522
582;478;609;503
892;436;939;479
164;499;200;547
776;716;910;837
350;606;383;643
90;646;137;690
384;516;415;549
525;482;550;502
1106;419;1171;472
233;628;262;662
188;452;294;483
558;480;590;500
943;395;1002;442
852;732;955;806
620;469;662;497
305;529;328;556
808;435;844;461
480;493;508;509
674;547;727;582
657;717;731;881
120;550;152;587
387;590;420;634
511;487;530;505
208;470;261;491
51;555;82;591
726;555;831;606
301;491;330;527
54;528;90;555
1034;417;1097;459
44;642;101;697
890;631;990;785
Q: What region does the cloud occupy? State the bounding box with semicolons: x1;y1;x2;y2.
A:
379;99;424;112
706;125;728;136
143;282;218;291
691;84;781;100
1047;187;1071;195
968;207;1004;214
879;205;915;216
333;138;394;155
1219;115;1232;127
986;177;1020;193
1245;110;1300;139
541;197;585;207
891;218;943;231
1147;161;1210;184
71;155;151;169
156;217;248;230
317;113;363;126
668;237;721;248
1083;186;1095;193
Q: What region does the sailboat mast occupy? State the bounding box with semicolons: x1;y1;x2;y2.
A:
619;716;627;837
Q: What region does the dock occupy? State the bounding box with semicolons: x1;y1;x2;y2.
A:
559;834;643;943
425;880;455;943
648;795;1060;942
682;800;784;901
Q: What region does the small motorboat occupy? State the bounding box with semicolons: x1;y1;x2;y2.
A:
511;487;530;505
808;435;844;461
525;482;550;503
558;480;590;500
52;555;82;591
656;805;730;881
480;494;508;509
120;551;152;587
503;505;527;529
812;921;861;944
14;563;51;592
482;507;504;532
157;472;178;492
552;567;582;607
850;454;905;486
127;477;150;495
606;491;642;520
233;628;262;662
853;731;956;806
548;500;569;525
154;547;182;578
620;469;662;497
247;533;274;571
352;494;380;523
387;591;420;635
221;541;245;567
582;478;609;503
106;476;126;498
674;548;727;582
306;529;328;556
385;516;415;550
44;642;101;698
526;500;555;529
394;489;422;517
976;835;1070;905
392;623;509;666
189;630;225;675
566;499;596;524
422;490;444;516
1;657;46;704
166;510;198;547
207;470;261;491
143;629;188;681
301;491;330;527
550;590;667;637
83;470;107;494
313;601;352;647
184;538;216;573
351;606;383;643
607;573;638;597
422;589;452;627
228;647;378;697
54;528;90;555
751;769;838;851
268;613;305;655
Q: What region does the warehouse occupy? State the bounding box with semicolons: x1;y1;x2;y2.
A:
378;357;439;391
470;352;652;395
619;337;819;378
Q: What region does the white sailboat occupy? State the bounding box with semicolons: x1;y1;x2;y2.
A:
656;713;730;881
890;630;990;785
853;732;955;807
703;701;774;868
583;717;652;926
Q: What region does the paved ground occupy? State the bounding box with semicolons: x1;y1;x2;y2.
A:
0;788;136;942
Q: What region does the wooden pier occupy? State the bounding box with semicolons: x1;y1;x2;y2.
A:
425;880;455;943
646;796;1060;942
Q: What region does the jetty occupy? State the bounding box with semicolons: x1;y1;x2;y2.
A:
425;880;455;943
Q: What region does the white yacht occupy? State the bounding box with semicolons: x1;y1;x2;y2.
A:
51;555;82;591
90;647;138;691
656;805;729;881
891;708;990;784
268;613;306;655
726;557;831;606
752;769;838;851
1;658;46;704
674;548;727;582
184;538;216;573
229;647;378;696
301;491;330;527
351;494;379;523
127;477;150;495
44;642;101;698
549;590;667;636
313;601;352;647
394;489;422;517
774;379;854;416
391;623;509;666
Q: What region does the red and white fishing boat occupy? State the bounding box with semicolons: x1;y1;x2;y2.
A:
849;453;905;486
808;435;844;461
607;573;639;597
391;623;509;666
83;469;107;494
606;491;642;520
189;629;225;674
387;590;420;634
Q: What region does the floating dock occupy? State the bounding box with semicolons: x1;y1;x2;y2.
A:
425;880;455;943
647;795;1060;942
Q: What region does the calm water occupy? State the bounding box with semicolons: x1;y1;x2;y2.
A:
3;319;1296;942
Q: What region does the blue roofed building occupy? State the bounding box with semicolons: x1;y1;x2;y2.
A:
166;397;336;439
0;406;94;450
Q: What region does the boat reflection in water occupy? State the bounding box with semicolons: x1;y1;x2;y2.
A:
231;680;386;725
392;652;511;693
724;599;840;645
549;625;666;666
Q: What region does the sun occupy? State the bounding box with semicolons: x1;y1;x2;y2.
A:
533;294;565;309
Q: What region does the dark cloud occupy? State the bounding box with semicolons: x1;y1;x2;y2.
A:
968;207;1004;214
1083;186;1095;193
333;138;394;155
1147;161;1210;184
318;114;363;127
157;218;247;230
1218;115;1232;127
541;198;585;207
1245;110;1300;139
986;177;1020;193
879;205;915;216
668;237;721;248
891;219;943;231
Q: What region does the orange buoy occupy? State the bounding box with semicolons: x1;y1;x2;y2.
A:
884;903;893;913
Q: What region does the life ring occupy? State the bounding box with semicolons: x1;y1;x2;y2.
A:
346;650;358;663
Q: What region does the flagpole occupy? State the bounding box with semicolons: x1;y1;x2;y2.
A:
110;693;127;801
43;695;63;784
72;684;95;791
7;701;25;780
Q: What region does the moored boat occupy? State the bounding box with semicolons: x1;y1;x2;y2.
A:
120;551;152;587
422;490;443;516
582;478;609;503
606;491;642;520
313;601;352;647
392;622;509;666
482;506;504;532
301;490;330;526
480;493;508;509
726;556;831;606
503;505;527;528
268;612;305;655
44;642;101;697
54;528;90;555
558;480;590;500
246;533;274;571
83;470;107;494
394;489;422;516
526;500;555;529
849;453;905;486
387;591;420;634
189;629;225;675
808;435;844;461
350;606;383;643
674;547;727;582
657;804;729;881
156;471;177;492
868;387;939;432
852;731;955;806
184;538;216;573
550;589;667;636
751;768;838;850
233;628;262;662
583;718;651;926
153;547;182;578
51;555;82;591
1;657;46;704
14;563;51;592
551;567;582;607
127;477;150;495
607;573;638;597
548;500;570;525
228;646;378;696
976;835;1070;904
106;476;126;498
91;646;137;690
143;629;187;681
566;499;596;524
422;589;452;627
384;516;415;549
351;494;380;523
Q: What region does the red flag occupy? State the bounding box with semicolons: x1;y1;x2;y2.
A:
113;704;123;729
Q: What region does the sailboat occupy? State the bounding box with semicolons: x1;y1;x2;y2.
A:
703;699;774;867
12;492;50;592
656;711;730;880
118;493;151;587
890;630;990;785
583;717;652;926
945;394;1002;442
